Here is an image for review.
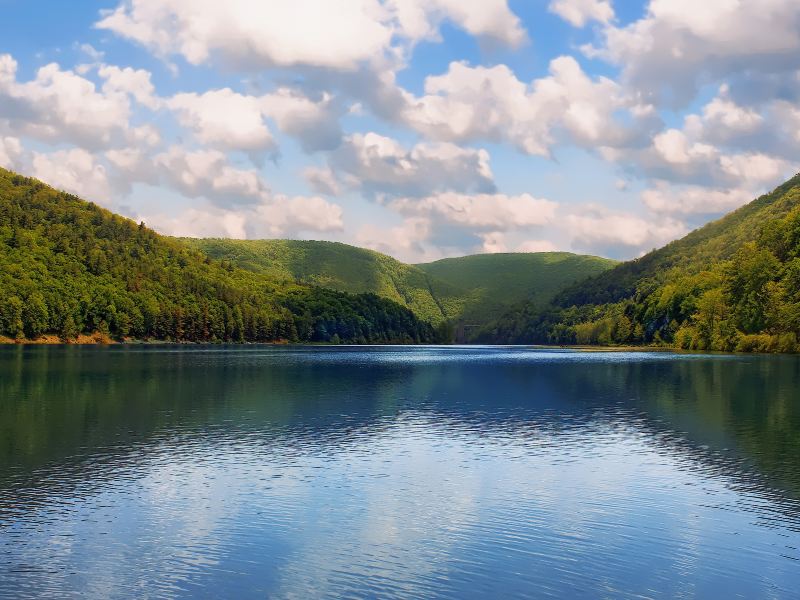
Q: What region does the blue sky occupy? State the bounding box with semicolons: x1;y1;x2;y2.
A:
0;0;798;261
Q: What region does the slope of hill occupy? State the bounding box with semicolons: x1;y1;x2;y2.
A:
180;238;465;324
415;252;618;324
484;174;800;352
0;168;436;344
182;239;618;330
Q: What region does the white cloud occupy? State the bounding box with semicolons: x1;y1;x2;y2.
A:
168;89;276;159
402;56;653;156
97;0;392;70
356;218;435;262
623;123;793;190
144;195;343;239
518;239;558;252
680;90;800;160
642;184;753;216
97;0;525;71
566;206;687;255
586;0;800;106
0;54;146;150
387;192;557;230
303;166;341;196
104;144;344;236
0;136;22;169
31;148;113;203
98;64;160;109
389;0;526;47
549;0;614;27
479;231;508;253
355;193;560;261
652;129;714;166
153;146;269;205
257;194;344;235
323;132;495;197
592;84;797;199
260;89;344;152
167;87;344;159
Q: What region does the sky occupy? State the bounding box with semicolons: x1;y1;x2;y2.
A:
0;0;799;262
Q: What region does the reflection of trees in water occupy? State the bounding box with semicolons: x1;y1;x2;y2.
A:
1;347;800;514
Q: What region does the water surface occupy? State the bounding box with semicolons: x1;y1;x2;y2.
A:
1;346;799;598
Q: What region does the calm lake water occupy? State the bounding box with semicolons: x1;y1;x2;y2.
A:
1;346;799;599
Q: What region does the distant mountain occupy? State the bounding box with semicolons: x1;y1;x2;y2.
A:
415;252;618;325
182;239;618;332
485;174;800;353
0;168;436;344
180;238;464;325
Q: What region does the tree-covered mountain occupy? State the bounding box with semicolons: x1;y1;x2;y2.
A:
0;168;436;344
182;239;617;330
180;238;465;324
484;174;800;352
415;252;618;325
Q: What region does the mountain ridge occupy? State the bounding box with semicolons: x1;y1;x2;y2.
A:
181;238;618;328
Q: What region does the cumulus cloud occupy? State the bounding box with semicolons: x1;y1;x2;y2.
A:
356;217;436;263
678;89;800;161
355;192;559;260
143;195;343;239
318;133;495;197
168;89;277;159
549;0;614;27
641;184;753;216
0;136;22;169
167;87;344;160
638;142;790;197
97;0;525;71
566;205;688;256
0;54;154;150
386;192;557;230
260;89;344;152
98;64;160;109
152;147;270;205
518;239;559;252
31;148;113;203
402;56;655;156
389;0;526;47
586;0;800;106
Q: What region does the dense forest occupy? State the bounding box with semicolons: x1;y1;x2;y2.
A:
181;238;463;324
416;252;617;324
0;168;436;344
183;238;616;328
484;174;800;352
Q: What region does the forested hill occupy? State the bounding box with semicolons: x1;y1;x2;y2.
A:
0;168;436;344
416;253;617;324
182;239;617;328
484;174;800;352
180;238;464;324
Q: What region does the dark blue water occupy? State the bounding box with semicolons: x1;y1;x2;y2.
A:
1;346;799;598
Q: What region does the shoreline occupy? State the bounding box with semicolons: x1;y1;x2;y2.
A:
1;337;794;355
0;337;717;353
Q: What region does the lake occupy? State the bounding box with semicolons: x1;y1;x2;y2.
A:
1;346;799;598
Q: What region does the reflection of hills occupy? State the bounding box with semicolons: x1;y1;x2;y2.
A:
1;347;800;515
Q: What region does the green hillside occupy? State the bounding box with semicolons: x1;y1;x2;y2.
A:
180;238;465;324
416;252;618;324
485;174;800;352
0;168;436;344
182;239;618;330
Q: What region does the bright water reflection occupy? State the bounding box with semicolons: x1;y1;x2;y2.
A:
1;346;799;598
